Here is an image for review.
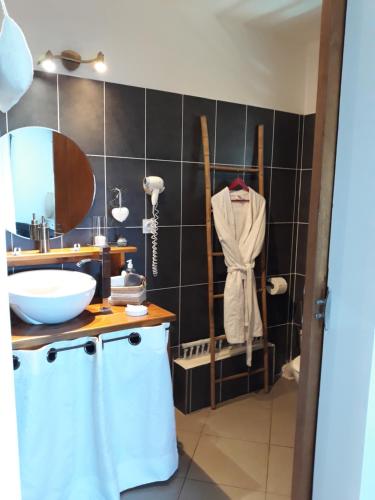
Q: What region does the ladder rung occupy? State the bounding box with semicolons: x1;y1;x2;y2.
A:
249;367;266;376
215;367;266;385
213;293;224;299
212;252;224;257
213;334;226;341
216;371;249;384
210;164;259;173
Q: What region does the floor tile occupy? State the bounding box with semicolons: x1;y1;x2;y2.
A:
203;396;272;443
180;479;266;500
175;408;210;434
120;475;184;499
270;400;297;447
176;430;201;477
188;435;268;491
266;446;294;496
266;494;291;500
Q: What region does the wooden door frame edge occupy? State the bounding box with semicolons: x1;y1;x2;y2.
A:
292;1;348;499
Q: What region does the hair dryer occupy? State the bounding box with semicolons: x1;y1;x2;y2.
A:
143;176;165;206
143;176;165;277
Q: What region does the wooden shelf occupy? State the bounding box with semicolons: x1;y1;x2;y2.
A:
7;246;137;268
12;303;176;350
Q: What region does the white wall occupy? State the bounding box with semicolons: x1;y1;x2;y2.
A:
304;39;320;114
313;1;375;499
7;0;318;114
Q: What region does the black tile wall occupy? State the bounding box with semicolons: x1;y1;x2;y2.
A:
146;89;182;161
181;163;206;225
268;169;297;223
59;75;104;155
215;101;246;165
183;96;216;162
268;324;289;375
302;114;315;169
299;170;312;223
180;285;209;344
105;83;145;158
181;226;207;286
245;106;274;167
106;157;145;227
288;113;314;364
146;226;180;290
267;223;294;275
296;224;309;275
145;161;181;226
8;71;58;131
4;70;314;403
273;112;300;168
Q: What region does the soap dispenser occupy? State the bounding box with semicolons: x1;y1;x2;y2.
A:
122;259;142;287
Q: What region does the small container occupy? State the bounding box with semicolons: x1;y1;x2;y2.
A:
93;216;107;247
29;213;39;240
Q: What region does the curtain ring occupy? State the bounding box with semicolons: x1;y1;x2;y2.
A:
13;355;20;370
84;341;96;355
47;348;57;363
128;332;141;346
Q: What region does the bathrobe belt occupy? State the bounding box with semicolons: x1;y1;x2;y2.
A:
227;262;255;331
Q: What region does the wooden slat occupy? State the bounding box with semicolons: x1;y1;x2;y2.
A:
7;246;137;267
214;334;227;341
201;115;217;410
212;252;224;257
210;164;259;173
213;293;224;299
216;371;249;384
12;303;176;350
257;124;270;394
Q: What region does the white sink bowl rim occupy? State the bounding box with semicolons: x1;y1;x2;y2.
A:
8;269;97;325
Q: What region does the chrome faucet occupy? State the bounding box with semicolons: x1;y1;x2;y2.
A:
76;245;112;313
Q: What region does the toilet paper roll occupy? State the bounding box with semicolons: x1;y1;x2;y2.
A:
267;277;288;295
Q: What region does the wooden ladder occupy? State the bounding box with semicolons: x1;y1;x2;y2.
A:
200;115;269;410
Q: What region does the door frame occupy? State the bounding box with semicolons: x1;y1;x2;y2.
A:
292;1;347;499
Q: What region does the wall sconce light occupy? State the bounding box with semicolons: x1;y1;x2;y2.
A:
37;50;107;74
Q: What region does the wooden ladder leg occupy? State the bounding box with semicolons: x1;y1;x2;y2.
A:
257;124;270;393
201;115;216;409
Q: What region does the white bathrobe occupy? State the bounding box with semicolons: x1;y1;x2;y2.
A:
211;187;266;365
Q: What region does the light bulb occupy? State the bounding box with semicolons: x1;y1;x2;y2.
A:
40;51;56;73
41;58;56;73
94;52;107;73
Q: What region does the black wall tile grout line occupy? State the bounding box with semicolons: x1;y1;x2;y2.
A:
178;95;184;352
286;114;302;355
265;109;276;270
291;116;306;340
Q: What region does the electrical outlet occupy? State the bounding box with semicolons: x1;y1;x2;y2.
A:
142;218;153;234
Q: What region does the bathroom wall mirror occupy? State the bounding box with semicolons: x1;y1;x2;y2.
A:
1;126;95;238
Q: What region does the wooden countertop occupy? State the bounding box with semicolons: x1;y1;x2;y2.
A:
7;245;137;267
12;303;176;350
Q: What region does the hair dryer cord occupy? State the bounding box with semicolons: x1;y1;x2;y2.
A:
151;204;159;277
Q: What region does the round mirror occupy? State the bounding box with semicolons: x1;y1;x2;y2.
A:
0;127;95;238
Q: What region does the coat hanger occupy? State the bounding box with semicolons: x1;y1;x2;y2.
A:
228;177;249;202
228;177;249;191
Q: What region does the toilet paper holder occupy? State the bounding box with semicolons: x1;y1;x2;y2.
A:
266;276;288;295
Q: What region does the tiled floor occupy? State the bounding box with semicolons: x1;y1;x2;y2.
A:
121;378;298;499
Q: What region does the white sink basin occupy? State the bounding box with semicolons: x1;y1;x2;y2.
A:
8;270;96;325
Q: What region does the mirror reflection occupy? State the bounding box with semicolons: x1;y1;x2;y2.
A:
1;127;95;238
